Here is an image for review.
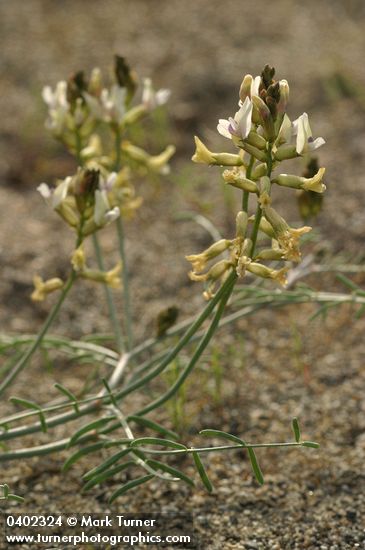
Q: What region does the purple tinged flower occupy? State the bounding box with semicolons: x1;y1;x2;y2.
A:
217;97;253;141
292;113;325;154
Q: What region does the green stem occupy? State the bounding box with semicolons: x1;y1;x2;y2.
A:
0;274;76;395
113;270;237;403
116;216;133;350
132;440;315;455
92;233;124;352
0;437;315;462
249;144;273;257
75;126;125;352
136;272;236;416
113;124;133;350
242;155;255;212
0;271;237;441
249;204;263;256
3;285;362;439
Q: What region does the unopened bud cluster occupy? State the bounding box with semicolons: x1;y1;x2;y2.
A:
33;56;175;301
188;65;326;298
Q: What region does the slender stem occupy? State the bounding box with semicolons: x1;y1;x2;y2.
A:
113;270;237;402
0;274;76;395
136;272;236;416
0;271;236;441
131;441;315;455
242;155;255;212
74;126;125;352
249;144;273;257
249;204;263;257
0;205;86;396
113;124;133;350
92;233;124;352
116;216;133;350
0;437;315;462
2;285;363;438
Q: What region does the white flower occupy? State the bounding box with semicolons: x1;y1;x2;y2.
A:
42;81;70;136
94;189;120;226
276;114;292;146
217;96;253;141
293;113;325;154
99;172;118;193
142;78;171;110
42;81;68;110
84;85;126;125
37;177;71;209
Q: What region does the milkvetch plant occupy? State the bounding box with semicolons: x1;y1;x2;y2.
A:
3;60;364;502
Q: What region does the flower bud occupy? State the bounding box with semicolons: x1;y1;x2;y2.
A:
235;211;248;238
277;80;289;115
246;262;287;286
114;55;137;103
254;248;284;261
88;68;103;96
251;96;275;141
245;131;267;150
239;74;253;102
274;144;298;161
222;168;258;193
241;142;267;163
251;163;267;180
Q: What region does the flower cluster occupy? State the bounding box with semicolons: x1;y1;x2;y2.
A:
37;168;120;237
33;56;175;302
42;56;175;220
188;65;325;298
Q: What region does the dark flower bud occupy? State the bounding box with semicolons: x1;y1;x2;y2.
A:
67;71;87;108
74;169;100;213
156;306;179;338
261;64;276;89
114;55;137;103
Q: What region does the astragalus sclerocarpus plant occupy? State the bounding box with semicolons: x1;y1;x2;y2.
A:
7;59;363;503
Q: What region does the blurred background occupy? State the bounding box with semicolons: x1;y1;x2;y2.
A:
2;0;365;335
1;3;365;544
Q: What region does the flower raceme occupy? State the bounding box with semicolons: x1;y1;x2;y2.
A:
37;169;120;237
188;64;326;298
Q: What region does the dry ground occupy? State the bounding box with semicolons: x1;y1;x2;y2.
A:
1;1;365;548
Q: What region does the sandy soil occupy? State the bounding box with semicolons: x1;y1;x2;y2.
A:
1;1;365;548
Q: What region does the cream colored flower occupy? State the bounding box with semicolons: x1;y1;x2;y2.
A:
186;239;231;273
275;167;326;193
31;276;64;302
192;136;243;166
71;245;86;272
80;262;122;289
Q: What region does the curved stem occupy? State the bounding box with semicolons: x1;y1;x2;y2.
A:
0;273;76;395
136;272;236;416
113;270;237;402
0;271;236;441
